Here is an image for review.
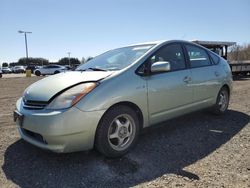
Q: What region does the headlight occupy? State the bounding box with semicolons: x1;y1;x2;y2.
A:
46;82;97;110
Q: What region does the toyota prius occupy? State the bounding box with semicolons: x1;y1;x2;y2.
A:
14;40;232;157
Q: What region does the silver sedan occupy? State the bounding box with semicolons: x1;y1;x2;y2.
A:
14;40;232;157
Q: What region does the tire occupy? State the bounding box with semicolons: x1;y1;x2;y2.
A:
0;74;2;78
95;105;140;158
54;70;60;74
212;87;229;115
35;71;41;76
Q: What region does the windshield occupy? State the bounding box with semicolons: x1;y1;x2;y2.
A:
76;44;154;71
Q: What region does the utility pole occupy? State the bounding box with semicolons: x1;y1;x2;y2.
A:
18;30;32;66
67;52;71;67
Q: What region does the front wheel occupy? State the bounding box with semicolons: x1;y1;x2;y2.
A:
95;105;140;158
212;87;229;115
35;71;41;76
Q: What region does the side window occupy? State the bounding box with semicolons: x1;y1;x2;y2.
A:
186;45;212;68
209;52;220;65
150;43;186;71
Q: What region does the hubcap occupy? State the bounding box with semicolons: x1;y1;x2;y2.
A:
218;91;228;111
108;114;135;151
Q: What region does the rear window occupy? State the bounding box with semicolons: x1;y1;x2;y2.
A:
209;52;220;65
186;45;212;68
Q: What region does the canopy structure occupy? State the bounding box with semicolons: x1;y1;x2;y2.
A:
191;40;236;60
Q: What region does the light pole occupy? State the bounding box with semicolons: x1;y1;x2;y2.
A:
18;30;32;65
67;52;71;67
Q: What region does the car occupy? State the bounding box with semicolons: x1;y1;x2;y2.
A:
65;65;72;70
1;67;12;73
34;64;67;76
14;40;232;157
71;63;81;70
9;67;15;73
13;66;25;73
26;65;39;74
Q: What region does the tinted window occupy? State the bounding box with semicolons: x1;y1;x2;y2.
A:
48;65;59;68
150;43;186;71
186;45;211;68
44;65;53;69
209;52;220;64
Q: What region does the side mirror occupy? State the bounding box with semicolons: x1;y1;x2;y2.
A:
151;61;171;73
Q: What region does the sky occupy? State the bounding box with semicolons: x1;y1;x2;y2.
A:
0;0;250;64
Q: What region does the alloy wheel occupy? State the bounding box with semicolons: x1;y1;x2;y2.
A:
108;114;135;151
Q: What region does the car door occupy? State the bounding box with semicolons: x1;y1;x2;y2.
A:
52;65;58;74
146;43;193;125
184;44;221;106
46;65;56;74
41;66;49;74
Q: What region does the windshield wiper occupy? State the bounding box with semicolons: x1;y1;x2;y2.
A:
88;67;107;71
80;67;107;71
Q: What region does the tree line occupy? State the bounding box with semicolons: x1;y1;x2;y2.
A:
1;57;89;67
228;44;250;61
2;56;94;67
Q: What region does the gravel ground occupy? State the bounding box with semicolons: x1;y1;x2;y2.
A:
0;76;249;188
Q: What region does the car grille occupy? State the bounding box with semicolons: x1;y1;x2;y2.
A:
23;99;48;110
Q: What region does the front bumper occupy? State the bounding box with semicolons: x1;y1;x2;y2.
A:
15;98;105;153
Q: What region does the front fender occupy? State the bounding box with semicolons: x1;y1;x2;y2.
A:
75;71;149;127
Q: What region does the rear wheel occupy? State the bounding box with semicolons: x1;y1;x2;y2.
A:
212;87;229;115
95;105;140;158
35;71;41;76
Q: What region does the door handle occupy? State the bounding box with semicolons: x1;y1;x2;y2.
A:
215;71;220;77
183;76;191;83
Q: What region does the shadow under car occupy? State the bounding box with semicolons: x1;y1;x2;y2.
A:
2;110;249;188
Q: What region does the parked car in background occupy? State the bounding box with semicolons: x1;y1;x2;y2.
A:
26;65;39;74
14;40;232;157
71;63;81;70
13;66;25;73
1;67;12;73
34;64;68;76
9;67;14;73
64;65;72;70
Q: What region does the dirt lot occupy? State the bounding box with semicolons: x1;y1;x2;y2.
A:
0;76;249;188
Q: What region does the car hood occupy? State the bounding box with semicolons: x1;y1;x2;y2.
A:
23;71;113;102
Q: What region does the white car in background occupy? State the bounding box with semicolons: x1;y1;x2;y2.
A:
2;67;12;73
34;65;68;76
13;66;26;73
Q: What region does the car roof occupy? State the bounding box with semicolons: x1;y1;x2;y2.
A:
128;40;166;46
124;40;203;48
